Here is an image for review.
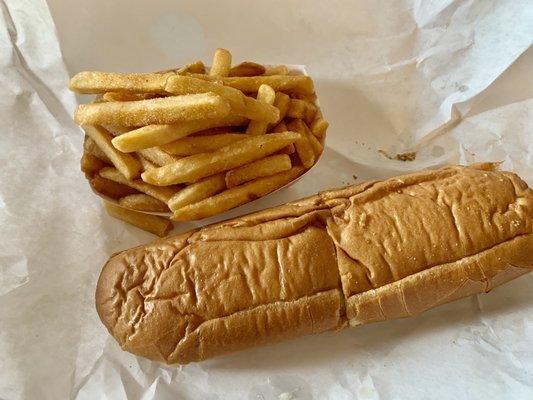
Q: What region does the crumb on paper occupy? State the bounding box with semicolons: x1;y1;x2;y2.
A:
278;388;300;400
278;392;297;400
352;174;358;180
378;149;417;161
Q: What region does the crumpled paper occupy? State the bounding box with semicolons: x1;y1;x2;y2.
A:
1;0;532;399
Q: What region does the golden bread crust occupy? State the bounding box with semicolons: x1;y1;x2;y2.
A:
96;165;533;363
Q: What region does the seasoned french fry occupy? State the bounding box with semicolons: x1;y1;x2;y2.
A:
176;61;206;74
263;65;289;75
209;48;232;76
84;136;111;163
69;71;171;94
225;154;292;188
286;120;315;168
162;133;246;156
310;117;329;139
136;148;179;166
111;115;247;152
104;202;173;237
168;173;226;212
306;127;324;157
245;84;276;135
74;93;231;126
193;126;236;136
83;125;141;179
90;175;139;199
240;95;279;122
292;92;318;102
165;75;243;107
272;92;290;123
277;144;296;155
271;121;288;133
299;119;324;157
172;167;304;220
81;153;107;177
304;101;318;124
102;125;131;136
229;61;266;77
138;155;157;171
164;75;278;123
286;98;308;119
102;92;157;102
220;75;314;95
100;167;178;202
141;131;301;185
271;121;295;154
288;119;323;159
119;194;169;212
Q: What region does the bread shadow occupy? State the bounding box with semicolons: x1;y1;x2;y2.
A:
204;276;533;371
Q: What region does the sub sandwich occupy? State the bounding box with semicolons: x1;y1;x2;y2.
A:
96;163;532;364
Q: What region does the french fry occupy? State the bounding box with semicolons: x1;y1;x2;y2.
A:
168;173;226;212
81;153;107;177
119;194;169;213
164;75;278;123
209;48;232;76
162;133;246;156
74;93;231;126
292;92;318;102
288;119;323;159
263;65;289;75
277;144;296;155
141;131;301;185
220;75;314;95
310;117;329;139
272;92;290;123
136;148;180;166
102;125;131;136
69;71;171;94
172;167;304;220
102;92;157;102
165;75;244;107
240;96;279;122
83;125;142;179
104;202;173;237
138;155;157;171
286;98;308;119
90;175;139;199
245;84;276;135
176;61;206;74
306;128;323;157
286;120;315;168
271;121;288;132
304;101;318;124
100;167;178;202
225;154;292;188
193;126;236;136
84;136;111;163
229;61;266;77
111;115;247;152
300;119;324;157
271;121;295;154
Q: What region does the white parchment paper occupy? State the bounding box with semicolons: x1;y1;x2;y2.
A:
1;0;532;399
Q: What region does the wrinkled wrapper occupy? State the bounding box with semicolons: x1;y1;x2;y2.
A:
0;0;532;399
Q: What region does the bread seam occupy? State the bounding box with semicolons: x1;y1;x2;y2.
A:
155;289;342;363
347;234;532;325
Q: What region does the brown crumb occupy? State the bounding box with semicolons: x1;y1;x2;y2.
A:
352;175;358;181
378;149;417;162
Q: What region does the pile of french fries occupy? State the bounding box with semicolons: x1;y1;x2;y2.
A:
71;49;328;236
